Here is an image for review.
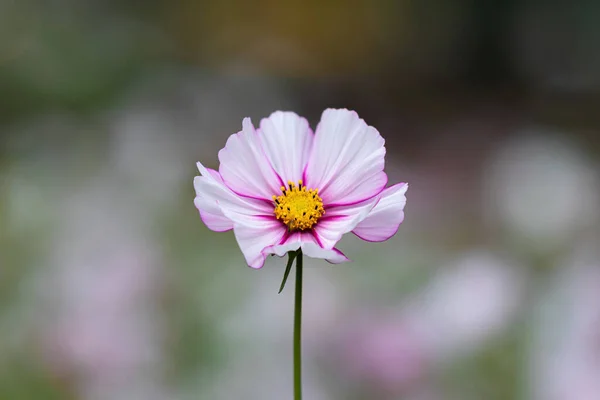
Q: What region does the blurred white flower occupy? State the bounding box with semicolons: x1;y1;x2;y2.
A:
483;130;599;252
529;242;600;400
324;250;523;398
321;250;525;399
412;250;525;359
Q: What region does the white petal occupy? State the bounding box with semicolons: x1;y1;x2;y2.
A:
218;118;283;200
313;197;379;249
353;183;408;242
264;231;304;256
259;111;313;185
304;109;387;205
264;231;349;264
194;162;273;232
232;218;287;269
302;239;349;264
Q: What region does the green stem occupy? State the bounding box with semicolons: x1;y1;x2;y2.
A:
293;250;303;400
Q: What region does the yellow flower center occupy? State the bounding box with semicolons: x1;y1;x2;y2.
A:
273;180;325;231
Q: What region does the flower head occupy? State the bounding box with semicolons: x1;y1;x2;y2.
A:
194;109;408;268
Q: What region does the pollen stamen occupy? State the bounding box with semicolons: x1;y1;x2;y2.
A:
273;180;325;231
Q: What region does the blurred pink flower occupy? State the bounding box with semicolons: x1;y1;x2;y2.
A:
340;315;428;395
325;251;523;399
40;182;167;400
194;109;408;268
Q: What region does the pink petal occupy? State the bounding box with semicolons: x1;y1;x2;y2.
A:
197;207;233;232
218;118;283;201
194;162;273;232
264;231;350;264
304;109;387;206
313;196;380;249
259;111;314;185
353;183;408;242
232;218;287;269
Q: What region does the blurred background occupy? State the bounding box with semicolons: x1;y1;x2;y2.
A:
1;0;600;399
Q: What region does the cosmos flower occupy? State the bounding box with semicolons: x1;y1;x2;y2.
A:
194;109;408;268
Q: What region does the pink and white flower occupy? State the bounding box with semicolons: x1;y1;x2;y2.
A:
194;109;408;268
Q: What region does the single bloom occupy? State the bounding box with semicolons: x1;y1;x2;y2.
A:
194;109;408;268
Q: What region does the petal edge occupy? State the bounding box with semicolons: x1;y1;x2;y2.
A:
304;109;387;206
353;183;408;242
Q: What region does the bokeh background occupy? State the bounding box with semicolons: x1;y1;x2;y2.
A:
1;1;600;399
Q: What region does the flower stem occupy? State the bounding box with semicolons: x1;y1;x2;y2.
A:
293;250;303;400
